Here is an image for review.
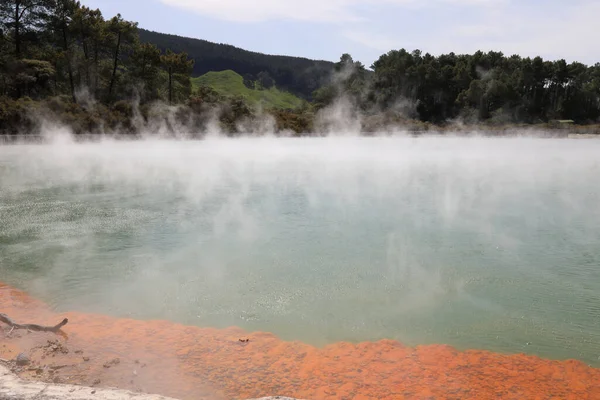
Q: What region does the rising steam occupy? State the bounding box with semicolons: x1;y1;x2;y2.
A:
1;134;599;367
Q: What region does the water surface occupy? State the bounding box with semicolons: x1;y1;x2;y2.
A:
1;136;599;366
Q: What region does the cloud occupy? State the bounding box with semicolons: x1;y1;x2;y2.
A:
159;0;504;23
452;24;505;39
441;1;600;63
343;0;600;65
159;0;358;22
341;30;403;52
440;0;505;4
158;0;599;66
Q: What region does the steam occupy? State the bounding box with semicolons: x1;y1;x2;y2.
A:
3;73;578;141
1;135;599;365
314;97;363;134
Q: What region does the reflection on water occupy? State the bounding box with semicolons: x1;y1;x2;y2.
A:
1;283;599;400
1;137;600;368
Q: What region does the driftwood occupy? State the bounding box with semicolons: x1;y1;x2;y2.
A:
0;313;68;333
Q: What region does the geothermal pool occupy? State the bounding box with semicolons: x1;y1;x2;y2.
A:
1;136;599;368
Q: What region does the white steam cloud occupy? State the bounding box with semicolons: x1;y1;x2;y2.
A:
1;134;599;367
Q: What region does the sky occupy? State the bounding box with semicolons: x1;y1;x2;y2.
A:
82;0;600;67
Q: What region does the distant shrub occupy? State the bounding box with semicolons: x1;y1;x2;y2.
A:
112;100;134;119
0;96;38;134
270;109;314;135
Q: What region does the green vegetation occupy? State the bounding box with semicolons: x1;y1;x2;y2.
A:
0;1;598;137
138;29;332;100
315;52;600;125
0;1;195;104
192;70;304;110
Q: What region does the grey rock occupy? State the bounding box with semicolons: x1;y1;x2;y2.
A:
15;353;30;366
247;398;305;400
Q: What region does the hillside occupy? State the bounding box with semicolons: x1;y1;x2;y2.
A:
139;29;334;99
192;70;304;110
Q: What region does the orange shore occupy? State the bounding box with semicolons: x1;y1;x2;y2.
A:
0;282;598;400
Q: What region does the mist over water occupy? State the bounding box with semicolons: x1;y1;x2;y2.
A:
1;135;600;366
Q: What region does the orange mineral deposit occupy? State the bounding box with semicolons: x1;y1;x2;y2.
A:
1;282;599;400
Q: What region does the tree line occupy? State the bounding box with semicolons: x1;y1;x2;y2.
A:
317;51;600;124
138;29;333;100
1;0;599;135
0;0;194;105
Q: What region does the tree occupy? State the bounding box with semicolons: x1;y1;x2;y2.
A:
242;73;254;89
71;5;105;94
257;71;274;90
128;42;162;102
106;14;137;101
312;53;369;110
10;58;55;97
312;84;337;110
47;0;79;101
0;0;51;58
160;49;193;104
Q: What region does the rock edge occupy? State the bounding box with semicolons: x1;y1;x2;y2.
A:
0;365;304;400
0;364;178;400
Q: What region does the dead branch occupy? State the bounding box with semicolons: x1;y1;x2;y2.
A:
0;313;68;333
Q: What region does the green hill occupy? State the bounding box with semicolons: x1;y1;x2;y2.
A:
139;29;333;100
192;70;304;110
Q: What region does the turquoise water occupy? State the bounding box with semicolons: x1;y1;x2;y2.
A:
1;136;599;366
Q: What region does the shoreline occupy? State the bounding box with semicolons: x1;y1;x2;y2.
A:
0;129;598;145
1;283;599;399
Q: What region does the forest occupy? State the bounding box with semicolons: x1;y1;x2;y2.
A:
1;0;599;136
138;29;333;100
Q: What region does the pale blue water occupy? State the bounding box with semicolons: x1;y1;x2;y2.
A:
1;136;599;366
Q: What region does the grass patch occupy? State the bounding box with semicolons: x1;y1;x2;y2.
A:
191;70;304;110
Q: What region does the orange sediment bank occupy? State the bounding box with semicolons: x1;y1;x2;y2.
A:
1;283;599;400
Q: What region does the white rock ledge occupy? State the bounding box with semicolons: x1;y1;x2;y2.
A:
0;365;176;400
0;365;304;400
